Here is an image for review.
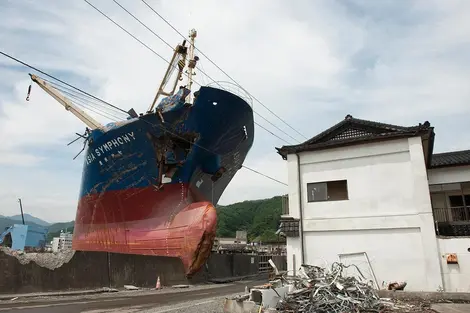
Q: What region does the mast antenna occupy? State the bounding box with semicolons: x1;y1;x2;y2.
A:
148;40;188;112
147;28;199;112
186;28;198;104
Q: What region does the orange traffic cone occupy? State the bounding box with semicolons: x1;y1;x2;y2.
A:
156;276;161;290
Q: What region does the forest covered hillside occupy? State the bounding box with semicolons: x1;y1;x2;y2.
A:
216;195;283;242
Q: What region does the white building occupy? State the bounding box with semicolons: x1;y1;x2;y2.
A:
51;237;60;252
277;114;470;292
51;231;73;252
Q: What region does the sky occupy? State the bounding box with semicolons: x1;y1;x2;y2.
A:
1;0;470;222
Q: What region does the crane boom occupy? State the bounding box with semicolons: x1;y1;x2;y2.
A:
30;74;102;130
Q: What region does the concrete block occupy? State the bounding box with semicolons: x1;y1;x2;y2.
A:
223;299;261;313
250;285;290;309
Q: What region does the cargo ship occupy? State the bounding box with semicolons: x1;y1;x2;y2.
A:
30;29;254;276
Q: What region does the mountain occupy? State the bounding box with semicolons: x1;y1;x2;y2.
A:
0;216;43;232
47;221;74;233
216;195;283;242
45;222;75;242
8;214;51;227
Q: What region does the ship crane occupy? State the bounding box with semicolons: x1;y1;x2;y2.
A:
29;74;103;130
147;28;199;114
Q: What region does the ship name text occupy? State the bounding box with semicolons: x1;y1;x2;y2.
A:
86;132;136;165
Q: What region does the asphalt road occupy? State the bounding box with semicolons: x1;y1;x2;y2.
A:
0;281;257;313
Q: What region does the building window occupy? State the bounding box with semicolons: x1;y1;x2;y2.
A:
307;180;348;202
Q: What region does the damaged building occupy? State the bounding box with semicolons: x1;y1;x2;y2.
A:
0;224;48;251
276;115;470;292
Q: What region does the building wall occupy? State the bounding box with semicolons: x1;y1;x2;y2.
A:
429;165;470;292
59;232;73;250
217;238;247;245
437;238;470;292
428;165;470;185
51;238;60;253
10;225;28;251
285;137;442;291
24;225;47;249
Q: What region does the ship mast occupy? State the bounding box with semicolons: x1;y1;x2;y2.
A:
29;74;103;130
147;40;188;112
186;29;198;104
147;28;199;112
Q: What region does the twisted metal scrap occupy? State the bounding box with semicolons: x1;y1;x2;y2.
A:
277;262;385;313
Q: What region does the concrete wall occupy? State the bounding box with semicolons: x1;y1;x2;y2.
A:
428;165;470;185
202;253;286;281
0;251;109;294
0;250;287;294
437;238;470;292
285;137;442;291
0;251;187;294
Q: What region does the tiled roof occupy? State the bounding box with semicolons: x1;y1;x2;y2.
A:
431;150;470;168
276;114;434;159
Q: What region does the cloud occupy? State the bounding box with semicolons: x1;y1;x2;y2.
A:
1;0;469;221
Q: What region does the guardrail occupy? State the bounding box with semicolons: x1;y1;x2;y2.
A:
432;206;470;236
433;206;470;222
206;81;253;107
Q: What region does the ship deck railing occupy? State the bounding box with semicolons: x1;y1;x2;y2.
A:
206;81;253;107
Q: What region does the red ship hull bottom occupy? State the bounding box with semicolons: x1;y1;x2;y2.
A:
72;184;217;276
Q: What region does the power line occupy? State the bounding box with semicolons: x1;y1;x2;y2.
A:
42;78;128;118
138;118;288;186
83;0;180;79
0;51;287;186
140;0;308;142
111;0;174;51
0;51;129;115
93;0;295;144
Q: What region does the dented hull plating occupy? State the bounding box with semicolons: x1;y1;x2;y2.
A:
72;86;254;276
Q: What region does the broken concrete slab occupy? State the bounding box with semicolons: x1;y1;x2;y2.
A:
223;299;277;313
172;285;190;289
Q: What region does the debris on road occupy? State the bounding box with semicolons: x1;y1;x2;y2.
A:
387;281;407;291
172;284;190;289
123;285;139;291
277;263;382;312
224;261;428;313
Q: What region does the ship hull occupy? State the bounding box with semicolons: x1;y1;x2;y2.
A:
72;86;254;276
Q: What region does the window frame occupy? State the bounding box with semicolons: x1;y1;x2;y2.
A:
306;179;349;203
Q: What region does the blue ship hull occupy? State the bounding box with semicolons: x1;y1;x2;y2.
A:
72;86;254;275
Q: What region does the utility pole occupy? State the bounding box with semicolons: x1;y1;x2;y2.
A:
18;198;25;225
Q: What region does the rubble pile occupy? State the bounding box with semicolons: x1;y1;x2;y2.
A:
276;263;384;312
0;246;75;270
226;262;426;313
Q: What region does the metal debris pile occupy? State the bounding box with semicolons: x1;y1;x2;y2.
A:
225;262;431;313
275;262;385;312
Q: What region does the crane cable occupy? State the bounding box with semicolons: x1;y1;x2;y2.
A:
84;0;295;145
0;50;287;186
140;0;308;141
